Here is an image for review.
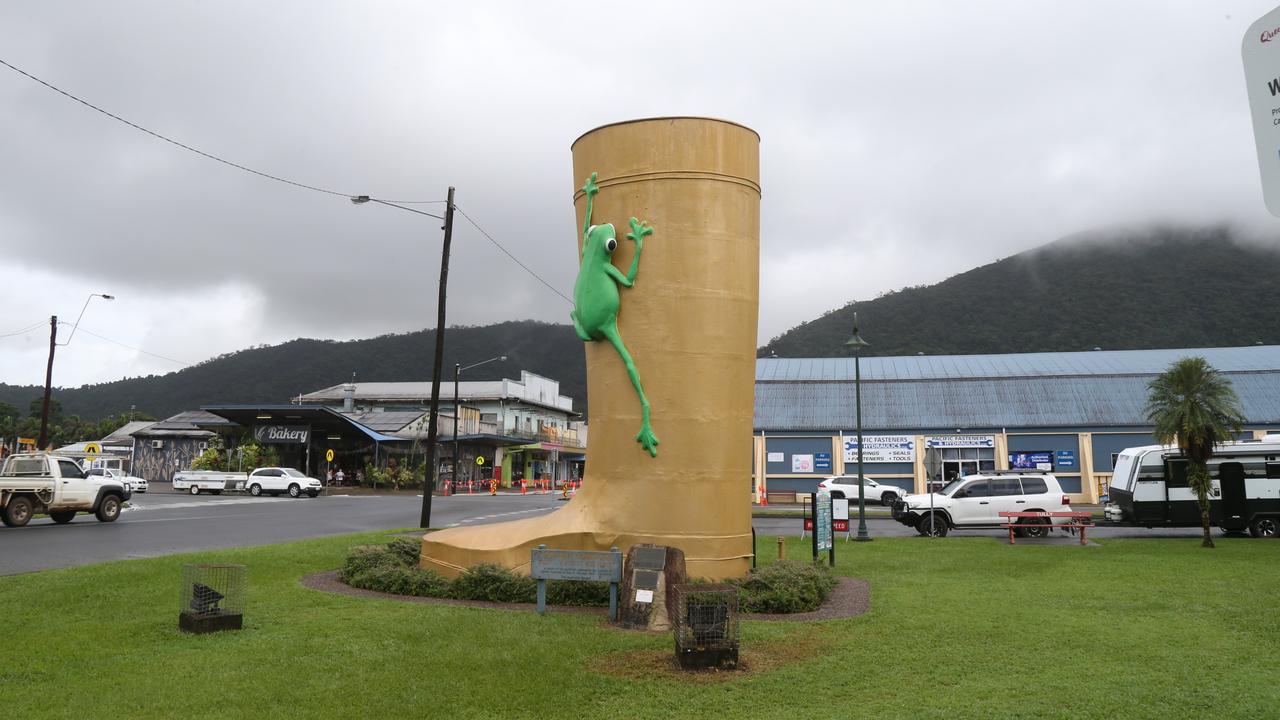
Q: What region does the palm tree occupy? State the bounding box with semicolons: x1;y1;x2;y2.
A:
1145;357;1247;548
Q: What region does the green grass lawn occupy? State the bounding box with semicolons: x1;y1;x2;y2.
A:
2;534;1277;719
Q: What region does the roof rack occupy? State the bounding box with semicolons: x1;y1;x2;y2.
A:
984;469;1051;475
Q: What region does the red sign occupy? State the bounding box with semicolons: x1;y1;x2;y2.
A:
803;518;849;532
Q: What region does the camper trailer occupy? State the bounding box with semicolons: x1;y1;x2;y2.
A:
1104;437;1280;538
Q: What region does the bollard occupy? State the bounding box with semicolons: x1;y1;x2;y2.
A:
490;479;498;496
776;536;785;561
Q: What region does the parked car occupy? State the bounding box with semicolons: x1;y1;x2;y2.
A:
890;472;1072;537
816;475;904;506
246;468;323;498
87;467;148;493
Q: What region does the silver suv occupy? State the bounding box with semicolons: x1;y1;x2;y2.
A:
891;473;1072;537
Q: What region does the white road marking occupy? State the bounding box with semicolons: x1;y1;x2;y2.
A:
442;506;554;528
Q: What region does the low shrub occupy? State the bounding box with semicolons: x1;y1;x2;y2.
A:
386;537;421;566
731;560;837;613
451;563;538;603
545;580;610;607
341;543;451;597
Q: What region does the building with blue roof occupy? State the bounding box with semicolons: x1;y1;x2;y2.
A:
752;345;1280;504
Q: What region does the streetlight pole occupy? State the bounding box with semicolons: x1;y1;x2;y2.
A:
845;312;871;542
350;189;452;529
454;355;507;492
37;293;115;449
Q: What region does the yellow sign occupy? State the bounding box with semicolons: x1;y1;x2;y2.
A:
326;449;334;463
476;456;485;466
18;437;36;445
84;442;102;455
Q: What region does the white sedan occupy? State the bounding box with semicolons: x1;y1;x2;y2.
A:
246;467;323;498
816;475;904;506
87;467;148;493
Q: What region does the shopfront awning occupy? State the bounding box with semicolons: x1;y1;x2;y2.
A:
201;405;409;444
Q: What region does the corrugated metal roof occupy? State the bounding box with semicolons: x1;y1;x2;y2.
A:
755;346;1280;430
343;411;426;433
757;345;1280;382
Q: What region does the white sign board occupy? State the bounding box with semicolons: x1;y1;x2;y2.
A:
791;454;814;472
767;452;785;463
1244;7;1280;216
925;435;995;449
843;435;916;463
833;497;850;521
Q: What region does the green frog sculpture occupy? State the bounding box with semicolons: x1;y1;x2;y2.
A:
570;171;659;457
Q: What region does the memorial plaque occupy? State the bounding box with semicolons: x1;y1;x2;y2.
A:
633;546;667;570
633;569;660;589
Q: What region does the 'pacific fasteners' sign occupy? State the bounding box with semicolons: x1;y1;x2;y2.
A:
253;425;310;444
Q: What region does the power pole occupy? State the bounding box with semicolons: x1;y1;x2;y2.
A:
420;186;455;529
37;315;57;449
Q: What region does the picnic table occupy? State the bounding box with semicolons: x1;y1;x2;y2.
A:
998;511;1094;545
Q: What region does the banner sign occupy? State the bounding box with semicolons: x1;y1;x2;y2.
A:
814;490;833;551
1009;451;1053;470
253;425;310;444
843;435;916;463
925;435;995;449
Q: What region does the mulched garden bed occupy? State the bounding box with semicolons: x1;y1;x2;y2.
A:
301;571;870;621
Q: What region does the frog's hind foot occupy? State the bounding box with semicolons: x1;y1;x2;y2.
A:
634;425;660;458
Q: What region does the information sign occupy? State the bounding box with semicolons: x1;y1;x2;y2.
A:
1055;450;1077;469
1243;4;1280;216
84;442;102;455
531;545;623;621
476;456;485;466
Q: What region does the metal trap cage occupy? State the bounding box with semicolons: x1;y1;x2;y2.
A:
672;584;740;670
178;563;246;634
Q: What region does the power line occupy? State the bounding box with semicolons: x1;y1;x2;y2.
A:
0;56;446;202
455;206;573;305
57;322;190;366
0;321;45;339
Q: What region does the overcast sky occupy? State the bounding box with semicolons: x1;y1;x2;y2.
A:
1;1;1278;389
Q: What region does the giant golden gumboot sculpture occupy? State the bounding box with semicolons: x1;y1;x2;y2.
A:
420;117;760;580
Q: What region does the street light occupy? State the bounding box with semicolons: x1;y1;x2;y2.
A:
454;355;507;490
845;312;871;542
351;188;452;529
37;293;115;448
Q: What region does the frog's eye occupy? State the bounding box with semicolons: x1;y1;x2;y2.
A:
605;237;617;253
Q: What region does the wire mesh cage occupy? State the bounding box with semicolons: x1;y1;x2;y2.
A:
178;563;246;634
672;584;740;670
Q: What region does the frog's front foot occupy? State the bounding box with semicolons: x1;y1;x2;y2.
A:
634;424;660;458
582;172;599;197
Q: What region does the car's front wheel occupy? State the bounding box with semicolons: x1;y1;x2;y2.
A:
288;483;301;498
880;492;899;506
189;485;201;496
917;514;947;537
249;483;262;497
96;495;121;523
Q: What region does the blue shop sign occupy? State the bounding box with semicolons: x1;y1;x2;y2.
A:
1055;450;1077;468
814;452;832;471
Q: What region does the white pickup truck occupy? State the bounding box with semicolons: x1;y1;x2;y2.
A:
0;452;131;527
171;470;245;495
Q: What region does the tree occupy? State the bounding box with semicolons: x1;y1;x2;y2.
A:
1145;357;1247;548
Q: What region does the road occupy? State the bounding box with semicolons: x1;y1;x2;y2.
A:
0;489;563;576
2;491;1214;576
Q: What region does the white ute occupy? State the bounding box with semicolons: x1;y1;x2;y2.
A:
0;452;131;527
